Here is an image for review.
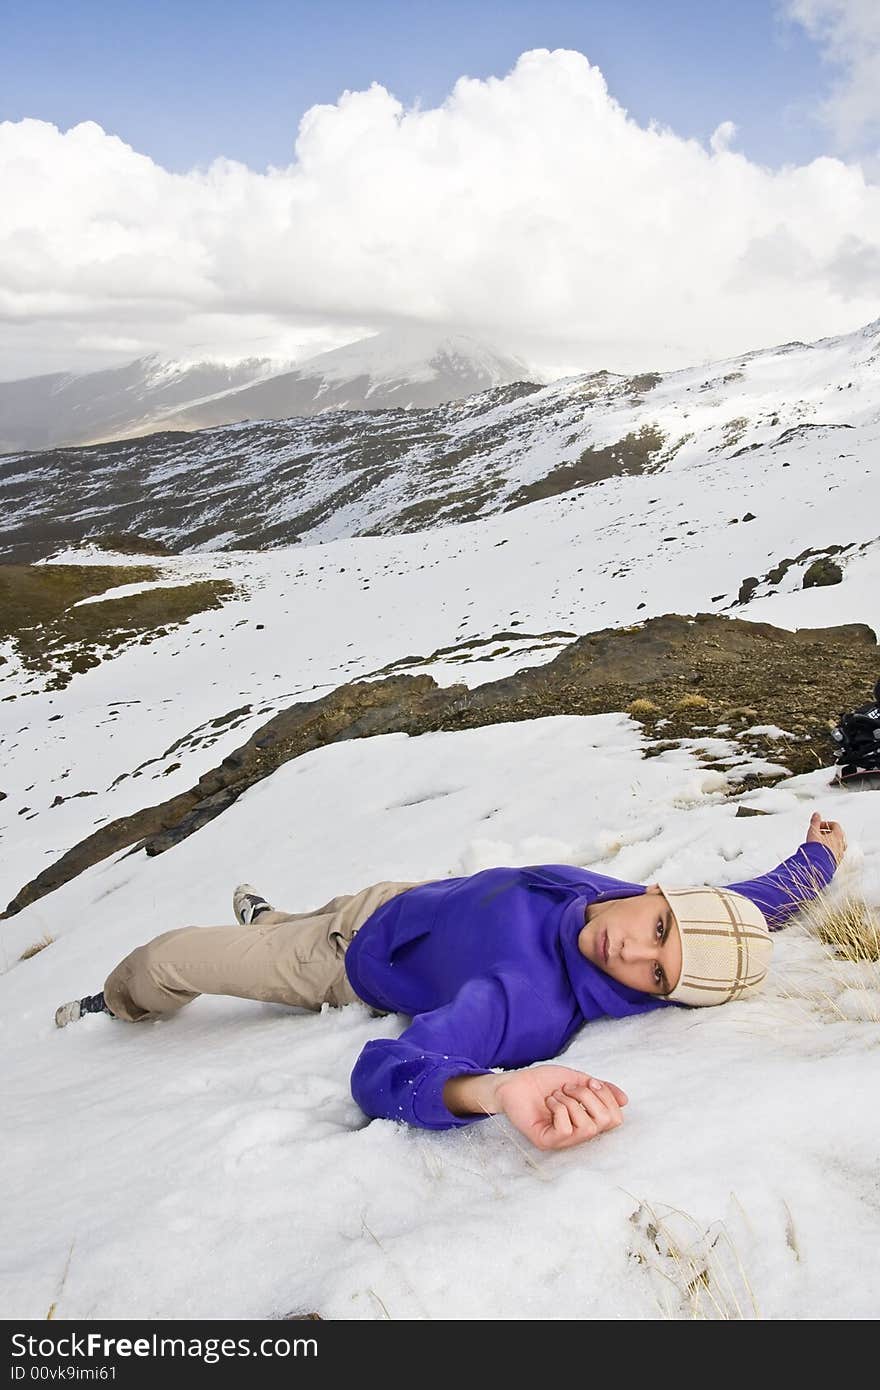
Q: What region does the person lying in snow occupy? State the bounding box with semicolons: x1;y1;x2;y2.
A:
55;811;846;1151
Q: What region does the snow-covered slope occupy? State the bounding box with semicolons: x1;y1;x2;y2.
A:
1;315;878;1321
1;713;877;1320
1;435;876;905
171;325;534;422
0;328;532;454
1;314;879;564
297;325;529;393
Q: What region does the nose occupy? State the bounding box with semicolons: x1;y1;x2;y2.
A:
620;938;658;964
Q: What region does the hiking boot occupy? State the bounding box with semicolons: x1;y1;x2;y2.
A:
233;883;274;925
55;991;113;1029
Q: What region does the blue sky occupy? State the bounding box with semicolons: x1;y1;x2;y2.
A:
3;0;832;172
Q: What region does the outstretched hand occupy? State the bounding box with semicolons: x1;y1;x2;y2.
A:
805;810;847;865
494;1065;628;1152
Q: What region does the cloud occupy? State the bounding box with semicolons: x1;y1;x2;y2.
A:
709;120;738;155
2;48;880;380
785;0;880;148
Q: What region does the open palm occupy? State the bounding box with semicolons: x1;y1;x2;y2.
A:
495;1064;628;1151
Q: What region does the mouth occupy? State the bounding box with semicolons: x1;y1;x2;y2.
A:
600;928;609;966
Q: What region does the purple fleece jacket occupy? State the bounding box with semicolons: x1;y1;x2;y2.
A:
344;841;837;1130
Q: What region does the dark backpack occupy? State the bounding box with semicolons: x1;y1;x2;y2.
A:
831;677;880;783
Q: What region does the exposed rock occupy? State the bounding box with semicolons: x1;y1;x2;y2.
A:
766;558;796;586
90;532;173;556
626;373;663;394
503;425;666;512
736;543;852;605
771;422;854;449
211;705;252;728
803;558;843;588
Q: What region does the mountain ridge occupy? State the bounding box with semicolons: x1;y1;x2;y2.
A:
0;329;534;452
1;314;879;564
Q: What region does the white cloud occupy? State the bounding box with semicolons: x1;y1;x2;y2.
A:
2;47;880;381
709;120;738;154
786;0;880;147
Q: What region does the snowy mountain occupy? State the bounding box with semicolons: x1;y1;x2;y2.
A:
1;314;879;563
0;353;287;454
0;329;533;453
1;313;878;1320
154;328;535;434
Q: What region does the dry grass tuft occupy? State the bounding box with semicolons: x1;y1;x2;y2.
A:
628;698;660;718
781;855;879;962
20;934;55;960
675;693;712;710
46;1240;75;1320
809;897;880;963
627;1196;759;1320
770;857;880;1023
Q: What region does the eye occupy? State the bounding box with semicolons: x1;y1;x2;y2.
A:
656;919;664;940
654;962;664;988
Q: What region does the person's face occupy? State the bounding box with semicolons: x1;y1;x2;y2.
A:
578;885;682;996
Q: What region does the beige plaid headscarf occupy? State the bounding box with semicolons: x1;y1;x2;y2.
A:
659;886;773;1007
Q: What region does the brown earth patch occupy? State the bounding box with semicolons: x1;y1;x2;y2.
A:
503;425;666;511
0;564;236;690
91;533;173;556
2;612;876;920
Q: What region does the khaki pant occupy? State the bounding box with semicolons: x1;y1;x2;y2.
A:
104;880;423;1022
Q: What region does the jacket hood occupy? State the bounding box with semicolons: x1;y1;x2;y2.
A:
519;867;672;1023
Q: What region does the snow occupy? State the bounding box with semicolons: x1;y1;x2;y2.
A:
292;325;530;390
1;717;878;1320
1;316;879;1320
743;725;794;739
138;352;293;390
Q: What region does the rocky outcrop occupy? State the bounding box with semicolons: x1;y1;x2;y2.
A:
803;558;843;587
2;613;876;919
734;543;854;605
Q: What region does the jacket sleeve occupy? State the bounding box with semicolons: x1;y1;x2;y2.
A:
350;973;540;1131
723;840;837;930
